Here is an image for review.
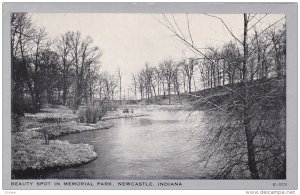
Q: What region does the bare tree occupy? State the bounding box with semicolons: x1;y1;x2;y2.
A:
11;13;40;114
220;41;242;84
269;27;286;79
137;71;145;101
159;13;286;179
179;58;197;94
143;63;155;103
158;63;167;99
55;31;73;105
160;59;176;105
131;73;138;100
30;27;49;111
39;48;60;105
70;32;101;109
11;13;33;115
117;67;122;105
172;63;181;104
154;67;162;96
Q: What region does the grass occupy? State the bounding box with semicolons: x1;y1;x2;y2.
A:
11;105;148;175
11;105;113;175
12;137;97;172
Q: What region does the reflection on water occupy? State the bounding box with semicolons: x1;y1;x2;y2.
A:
41;110;209;179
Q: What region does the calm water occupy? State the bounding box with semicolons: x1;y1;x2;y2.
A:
42;110;208;179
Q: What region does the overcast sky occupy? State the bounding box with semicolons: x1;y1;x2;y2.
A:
30;13;284;88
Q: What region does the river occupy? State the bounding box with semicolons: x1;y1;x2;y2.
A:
42;109;209;179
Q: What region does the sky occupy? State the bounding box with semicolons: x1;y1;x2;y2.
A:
30;13;285;89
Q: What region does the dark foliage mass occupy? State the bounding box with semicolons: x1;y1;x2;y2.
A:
11;13;117;117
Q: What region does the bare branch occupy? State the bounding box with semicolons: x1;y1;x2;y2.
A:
203;13;243;45
186;13;195;46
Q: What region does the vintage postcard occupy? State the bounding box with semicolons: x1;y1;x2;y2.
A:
2;2;298;190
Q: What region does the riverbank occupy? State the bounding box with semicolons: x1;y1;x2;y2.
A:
12;135;97;173
112;104;189;113
140;104;189;112
11;106;148;176
11;106;113;175
103;110;146;120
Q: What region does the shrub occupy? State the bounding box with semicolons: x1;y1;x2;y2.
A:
77;106;107;124
78;109;85;123
39;117;62;123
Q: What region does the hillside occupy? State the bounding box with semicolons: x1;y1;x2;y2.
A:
136;77;285;111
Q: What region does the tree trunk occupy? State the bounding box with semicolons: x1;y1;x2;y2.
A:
242;13;259;179
188;77;192;94
74;80;81;110
168;84;171;105
255;31;262;80
222;61;226;85
244;110;260;179
57;90;61;104
62;84;68;105
62;63;68;105
152;84;157;99
272;34;282;79
193;75;197;91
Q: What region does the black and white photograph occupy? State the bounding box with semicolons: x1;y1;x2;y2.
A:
3;2;298;191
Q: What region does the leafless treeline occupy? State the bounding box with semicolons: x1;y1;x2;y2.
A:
131;16;285;105
11;13;120;116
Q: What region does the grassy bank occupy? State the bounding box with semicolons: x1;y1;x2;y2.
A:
11;105;150;176
11;106;113;176
12;136;97;172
